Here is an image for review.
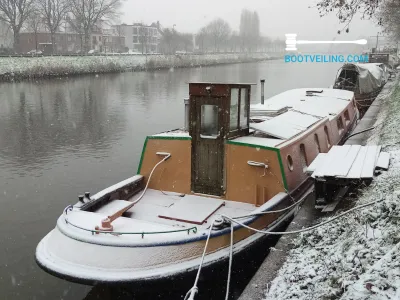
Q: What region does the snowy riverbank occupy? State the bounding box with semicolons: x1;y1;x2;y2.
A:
0;53;274;81
264;78;400;300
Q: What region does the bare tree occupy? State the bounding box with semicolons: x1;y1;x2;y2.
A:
251;11;260;51
239;9;260;52
379;0;400;41
38;0;70;53
69;0;121;52
25;8;43;51
139;25;149;54
316;0;381;32
196;27;208;53
160;27;179;54
177;33;192;52
0;0;35;52
205;18;231;52
66;14;84;52
228;31;240;52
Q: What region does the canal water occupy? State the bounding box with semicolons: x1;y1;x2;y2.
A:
0;60;342;299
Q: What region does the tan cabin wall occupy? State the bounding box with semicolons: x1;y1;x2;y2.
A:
225;143;285;205
138;138;192;194
138;98;357;199
279;99;357;191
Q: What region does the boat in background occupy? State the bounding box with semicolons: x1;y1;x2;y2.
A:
35;82;357;286
333;63;386;118
368;51;399;69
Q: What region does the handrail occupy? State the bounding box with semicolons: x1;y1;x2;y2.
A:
63;211;197;238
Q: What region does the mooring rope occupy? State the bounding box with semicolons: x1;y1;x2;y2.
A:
185;196;385;299
184;220;216;300
225;222;234;300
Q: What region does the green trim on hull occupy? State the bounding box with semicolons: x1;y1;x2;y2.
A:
136;135;288;191
147;136;192;141
136;137;149;174
136;135;192;174
226;140;288;190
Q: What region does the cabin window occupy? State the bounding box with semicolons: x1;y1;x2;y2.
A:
314;134;321;153
229;87;249;135
324;126;331;148
300;144;308;172
240;88;249;128
337;117;344;135
230;88;239;130
344;110;350;125
287;155;294;171
200;105;219;136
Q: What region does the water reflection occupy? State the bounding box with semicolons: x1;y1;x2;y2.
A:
0;78;127;174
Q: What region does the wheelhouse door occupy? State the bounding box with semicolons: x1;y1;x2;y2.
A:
191;97;225;196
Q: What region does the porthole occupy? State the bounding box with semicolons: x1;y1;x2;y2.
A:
344;110;350;125
324;126;331;148
314;134;321;153
299;144;308;172
287;155;294;171
337;117;344;135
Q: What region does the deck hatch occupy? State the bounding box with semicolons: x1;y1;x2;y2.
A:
158;195;225;225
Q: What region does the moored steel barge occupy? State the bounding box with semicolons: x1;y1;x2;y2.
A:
36;83;357;284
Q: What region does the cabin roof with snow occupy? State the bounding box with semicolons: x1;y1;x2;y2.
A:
247;88;354;141
250;88;353;119
150;87;354;148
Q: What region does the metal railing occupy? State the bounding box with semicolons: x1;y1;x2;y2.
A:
63;205;198;238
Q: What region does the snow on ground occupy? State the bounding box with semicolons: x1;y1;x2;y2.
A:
264;79;400;300
0;53;271;80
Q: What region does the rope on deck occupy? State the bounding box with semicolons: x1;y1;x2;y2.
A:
185;196;385;299
63;216;198;237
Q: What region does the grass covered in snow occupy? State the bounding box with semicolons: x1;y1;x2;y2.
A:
264;79;400;300
0;53;271;81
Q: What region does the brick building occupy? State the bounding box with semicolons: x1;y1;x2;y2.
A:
19;30;125;54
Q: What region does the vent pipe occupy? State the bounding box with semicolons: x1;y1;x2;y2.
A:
184;98;190;131
260;79;265;104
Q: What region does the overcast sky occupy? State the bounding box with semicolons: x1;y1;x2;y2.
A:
121;0;380;42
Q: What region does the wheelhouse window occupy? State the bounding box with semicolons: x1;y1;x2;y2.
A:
240;88;249;128
201;105;219;137
230;88;239;130
229;87;249;136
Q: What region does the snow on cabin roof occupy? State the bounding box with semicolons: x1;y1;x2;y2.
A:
250;110;323;140
251;88;353;120
230;136;284;148
152;129;190;138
